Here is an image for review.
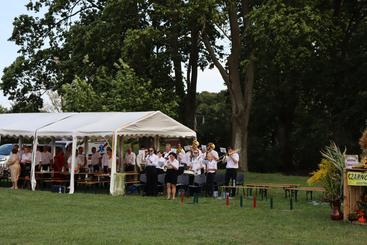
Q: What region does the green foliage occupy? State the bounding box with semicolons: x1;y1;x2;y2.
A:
62;60;178;117
247;0;367;172
196;91;231;147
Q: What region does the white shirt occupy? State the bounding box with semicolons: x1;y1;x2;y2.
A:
188;157;203;175
102;154;112;168
136;152;145;167
21;152;32;164
166;159;179;170
77;154;86;167
206;159;217;173
145;154;158;167
41;151;53;165
163;151;172;159
35;150;42;165
225;152;239;169
91;152;101;165
177;152;186;163
124;152;136;165
157;157;166;168
207;150;219;161
67;155;79;172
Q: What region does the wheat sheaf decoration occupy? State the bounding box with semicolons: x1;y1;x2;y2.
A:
359;129;367;150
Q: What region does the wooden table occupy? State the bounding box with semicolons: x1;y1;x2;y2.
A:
285;186;325;201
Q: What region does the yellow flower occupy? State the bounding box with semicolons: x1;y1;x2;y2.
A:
307;159;331;184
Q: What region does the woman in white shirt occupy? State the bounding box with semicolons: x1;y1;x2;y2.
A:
164;152;179;200
224;146;240;195
205;153;217;197
145;147;158;196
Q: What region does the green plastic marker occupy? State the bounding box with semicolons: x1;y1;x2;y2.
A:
240;195;243;208
270;197;273;209
290;198;293;210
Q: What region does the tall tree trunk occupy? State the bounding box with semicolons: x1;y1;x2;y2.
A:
184;26;199;129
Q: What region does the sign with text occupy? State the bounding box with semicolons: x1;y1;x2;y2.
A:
345;155;359;169
347;171;367;186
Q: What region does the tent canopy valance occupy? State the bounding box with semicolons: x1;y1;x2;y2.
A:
0;111;196;138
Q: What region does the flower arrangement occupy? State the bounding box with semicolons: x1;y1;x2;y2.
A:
307;142;345;202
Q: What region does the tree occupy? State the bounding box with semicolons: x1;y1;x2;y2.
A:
62;60;178;117
201;0;255;171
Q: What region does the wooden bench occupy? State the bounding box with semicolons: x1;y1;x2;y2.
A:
285;186;325;201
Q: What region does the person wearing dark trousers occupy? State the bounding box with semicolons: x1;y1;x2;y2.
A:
224;146;240;196
144;147;158;196
205;154;217;197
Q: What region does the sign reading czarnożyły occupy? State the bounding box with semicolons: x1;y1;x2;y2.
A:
347;171;367;186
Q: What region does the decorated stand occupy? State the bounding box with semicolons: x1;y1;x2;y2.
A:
343;168;367;223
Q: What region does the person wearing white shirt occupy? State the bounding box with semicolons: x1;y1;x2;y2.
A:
67;151;79;173
224;146;240;195
164;152;179;200
41;146;53;171
145;147;158;196
187;149;203;184
20;146;32;180
206;143;219;161
90;147;101;172
102;147;112;173
35;146;42;171
156;151;166;174
124;148;136;172
163;144;172;159
77;147;86;171
205;153;217;197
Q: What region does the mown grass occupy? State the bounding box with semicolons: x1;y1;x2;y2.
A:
0;172;366;245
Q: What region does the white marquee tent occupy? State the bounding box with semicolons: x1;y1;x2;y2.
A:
0;111;196;194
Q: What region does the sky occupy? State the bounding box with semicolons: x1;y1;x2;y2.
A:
0;1;226;109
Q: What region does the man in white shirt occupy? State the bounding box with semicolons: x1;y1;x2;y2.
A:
145;147;158;196
224;146;240;195
41;146;53;171
90;147;101;172
124;147;136;172
20;146;32;187
163;144;172;159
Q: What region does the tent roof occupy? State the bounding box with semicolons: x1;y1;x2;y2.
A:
0;113;74;137
0;111;196;138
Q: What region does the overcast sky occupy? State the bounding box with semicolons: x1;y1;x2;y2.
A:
0;1;226;109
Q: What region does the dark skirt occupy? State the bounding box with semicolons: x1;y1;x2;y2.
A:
165;169;178;185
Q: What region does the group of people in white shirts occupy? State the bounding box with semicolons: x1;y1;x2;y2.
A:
136;140;240;199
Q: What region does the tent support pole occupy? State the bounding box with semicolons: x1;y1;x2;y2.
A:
69;135;77;194
18;136;23;149
30;135;38;191
51;137;56;158
84;136;89;168
110;130;118;195
154;136;160;151
119;135;123;173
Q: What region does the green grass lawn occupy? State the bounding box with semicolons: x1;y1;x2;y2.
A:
0;172;366;245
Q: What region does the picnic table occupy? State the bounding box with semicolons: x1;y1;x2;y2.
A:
219;183;301;200
284;186;325;201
